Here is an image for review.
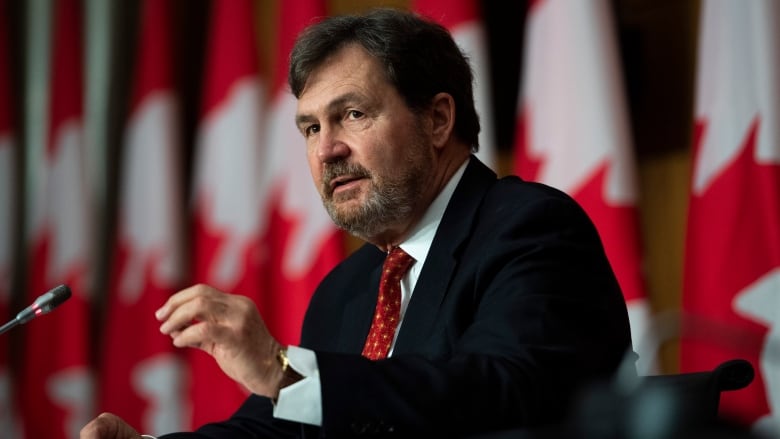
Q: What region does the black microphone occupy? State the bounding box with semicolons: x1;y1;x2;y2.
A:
0;284;72;335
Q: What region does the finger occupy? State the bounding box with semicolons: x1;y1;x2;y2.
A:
159;295;208;335
159;288;232;335
167;329;193;348
155;284;209;321
169;320;224;350
79;419;98;439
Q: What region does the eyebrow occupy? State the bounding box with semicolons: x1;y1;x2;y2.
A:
295;92;366;129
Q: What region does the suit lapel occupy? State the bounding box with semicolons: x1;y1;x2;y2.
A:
393;157;497;354
338;250;384;354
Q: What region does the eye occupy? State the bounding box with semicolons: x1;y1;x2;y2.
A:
304;124;320;137
347;109;364;120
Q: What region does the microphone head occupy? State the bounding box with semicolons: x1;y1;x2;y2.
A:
15;284;73;325
43;284;72;312
33;284;72;315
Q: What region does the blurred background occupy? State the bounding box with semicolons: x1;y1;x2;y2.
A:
0;0;777;437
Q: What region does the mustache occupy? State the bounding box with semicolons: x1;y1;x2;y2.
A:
322;161;372;196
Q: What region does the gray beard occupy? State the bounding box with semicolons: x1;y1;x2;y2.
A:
321;154;430;241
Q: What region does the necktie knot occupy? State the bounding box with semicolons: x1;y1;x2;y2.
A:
384;246;414;279
362;247;414;360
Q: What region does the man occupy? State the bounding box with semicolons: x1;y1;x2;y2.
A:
82;8;633;438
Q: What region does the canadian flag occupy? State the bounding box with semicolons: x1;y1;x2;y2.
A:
0;0;22;434
20;0;95;437
514;0;651;369
681;0;780;433
97;0;187;435
188;0;268;427
259;0;342;347
411;0;496;169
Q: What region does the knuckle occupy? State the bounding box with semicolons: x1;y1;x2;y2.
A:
192;294;209;310
236;296;257;314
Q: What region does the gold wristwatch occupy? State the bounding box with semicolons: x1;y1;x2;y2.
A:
277;347;304;391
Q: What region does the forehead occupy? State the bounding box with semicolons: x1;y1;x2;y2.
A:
296;45;394;114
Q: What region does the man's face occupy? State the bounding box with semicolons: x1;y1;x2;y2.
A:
295;45;433;241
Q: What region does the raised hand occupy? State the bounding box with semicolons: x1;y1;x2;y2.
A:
156;284;285;398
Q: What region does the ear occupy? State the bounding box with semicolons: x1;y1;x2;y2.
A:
429;92;455;149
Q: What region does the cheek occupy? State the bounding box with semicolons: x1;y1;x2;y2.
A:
358;138;391;170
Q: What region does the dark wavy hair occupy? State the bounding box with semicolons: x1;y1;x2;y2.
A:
288;8;481;151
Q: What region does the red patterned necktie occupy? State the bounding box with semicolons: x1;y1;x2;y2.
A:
362;247;414;360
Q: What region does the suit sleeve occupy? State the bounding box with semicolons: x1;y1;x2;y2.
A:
305;186;633;437
158;395;301;438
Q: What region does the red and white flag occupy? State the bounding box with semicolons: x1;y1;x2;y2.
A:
0;0;22;434
412;0;496;169
682;0;780;432
260;0;343;348
98;0;187;434
188;0;268;426
514;0;651;369
20;0;94;437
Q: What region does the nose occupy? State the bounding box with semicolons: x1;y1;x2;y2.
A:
315;125;350;163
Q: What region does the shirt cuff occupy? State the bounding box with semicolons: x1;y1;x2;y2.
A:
272;346;322;426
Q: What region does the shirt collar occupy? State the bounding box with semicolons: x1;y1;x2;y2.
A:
399;158;470;265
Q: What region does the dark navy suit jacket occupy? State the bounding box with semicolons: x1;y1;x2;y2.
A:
162;157;633;438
